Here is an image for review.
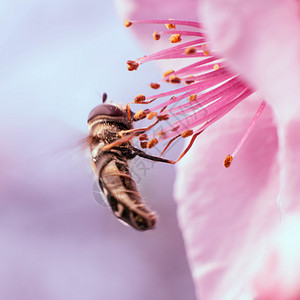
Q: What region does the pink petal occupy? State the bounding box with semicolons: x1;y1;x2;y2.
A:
201;0;300;202
177;0;300;298
175;97;280;300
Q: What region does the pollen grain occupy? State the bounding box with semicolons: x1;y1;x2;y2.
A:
134;94;146;103
147;138;158;148
165;19;176;29
150;83;160;89
124;19;133;27
127;60;139;71
140;141;148;149
169;75;181;84
189;94;197;102
185;47;197;55
181;129;193;138
138;133;148;141
153;31;161;40
146;111;157;120
170;34;182;43
163;70;174;78
213;64;220;70
134;110;147;120
224;155;233;168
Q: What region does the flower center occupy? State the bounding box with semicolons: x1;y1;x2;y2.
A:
123;18;265;166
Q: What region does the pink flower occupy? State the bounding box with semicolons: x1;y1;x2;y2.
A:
117;0;300;299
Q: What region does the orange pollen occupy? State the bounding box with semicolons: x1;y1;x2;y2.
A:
124;19;133;27
163;70;174;78
134;110;147;120
138;133;148;141
150;82;160;89
147;138;158;148
224;155;233;168
157;114;169;121
181;129;194;138
185;76;195;84
185;47;197;55
169;75;181;84
165;19;176;29
134;94;146;103
189;94;197;102
127;60;139;71
170;34;182;43
147;111;157;120
213;64;220;70
153;31;161;40
140;141;148;149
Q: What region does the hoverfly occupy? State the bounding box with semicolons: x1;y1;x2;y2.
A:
87;93;173;231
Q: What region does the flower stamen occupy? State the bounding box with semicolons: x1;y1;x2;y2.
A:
124;19;265;165
170;34;182;43
224;100;266;167
165;19;176;29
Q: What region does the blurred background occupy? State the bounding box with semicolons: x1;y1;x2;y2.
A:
0;1;197;299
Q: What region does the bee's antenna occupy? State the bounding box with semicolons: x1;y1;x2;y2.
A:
103;93;108;103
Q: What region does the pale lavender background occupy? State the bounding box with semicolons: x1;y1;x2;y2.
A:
0;1;196;300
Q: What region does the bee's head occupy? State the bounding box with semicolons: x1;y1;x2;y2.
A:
87;93;134;129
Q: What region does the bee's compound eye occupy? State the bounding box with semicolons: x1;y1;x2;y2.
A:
87;104;124;123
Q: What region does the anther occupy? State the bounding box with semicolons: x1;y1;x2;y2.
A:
157;114;169;121
224;155;233;168
134;94;146;103
127;60;139;71
150;83;160;89
185;47;197;55
138;133;148;141
163;70;174;78
153;31;161;40
147;111;157;120
165;19;176;29
147;138;158;148
140;141;148;149
169;75;181;84
181;129;193;138
134;110;147;120
186;76;195;84
170;34;182;43
213;64;220;70
124;19;133;27
189;94;197;102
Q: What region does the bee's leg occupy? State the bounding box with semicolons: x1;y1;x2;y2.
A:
102;134;136;151
119;120;159;138
131;147;175;164
132;130;203;164
102;119;159;151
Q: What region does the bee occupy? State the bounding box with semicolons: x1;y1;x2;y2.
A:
87;93;172;231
